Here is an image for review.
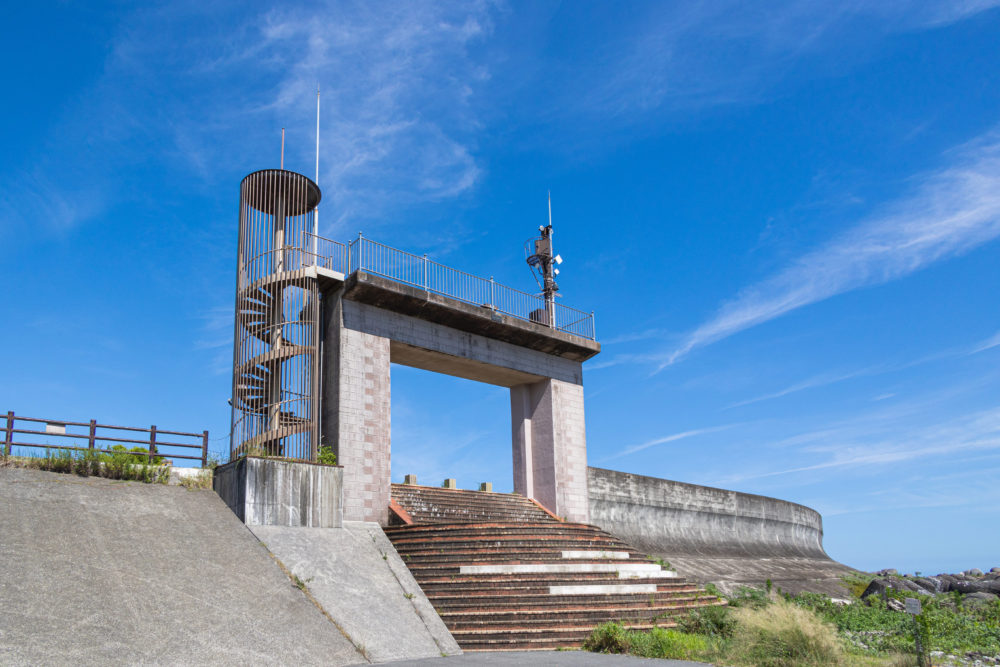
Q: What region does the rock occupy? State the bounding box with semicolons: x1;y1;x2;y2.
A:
990;567;1000;574
861;579;890;600
886;598;906;612
965;568;984;577
896;578;925;594
912;577;942;593
876;568;898;576
951;580;984;594
964;591;999;606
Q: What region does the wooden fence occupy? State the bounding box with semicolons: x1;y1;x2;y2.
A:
2;411;209;468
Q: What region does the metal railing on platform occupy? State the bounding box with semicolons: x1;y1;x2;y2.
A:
2;411;209;467
298;233;596;340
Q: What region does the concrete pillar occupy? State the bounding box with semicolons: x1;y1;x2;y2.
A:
511;378;589;523
322;292;392;524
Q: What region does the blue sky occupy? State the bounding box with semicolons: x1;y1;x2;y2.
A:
3;1;999;575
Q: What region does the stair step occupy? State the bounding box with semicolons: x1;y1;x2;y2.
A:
386;488;721;652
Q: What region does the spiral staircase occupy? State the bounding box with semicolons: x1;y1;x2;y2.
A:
231;169;322;462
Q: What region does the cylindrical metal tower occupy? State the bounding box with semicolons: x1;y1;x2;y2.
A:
231;169;322;461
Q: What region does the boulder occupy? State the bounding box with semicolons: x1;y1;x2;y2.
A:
861;576;925;599
965;568;984;577
861;579;890;600
912;577;943;594
990;567;1000;574
963;591;998;607
876;568;898;576
950;580;982;594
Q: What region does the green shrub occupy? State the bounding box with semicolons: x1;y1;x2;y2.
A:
728;586;773;609
679;603;737;638
317;444;337;466
583;622;631;653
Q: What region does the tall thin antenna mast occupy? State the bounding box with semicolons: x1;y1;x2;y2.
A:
525;191;560;329
314;86;320;238
280;128;285;169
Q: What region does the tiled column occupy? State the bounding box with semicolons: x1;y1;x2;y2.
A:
511;378;589;523
321;292;391;524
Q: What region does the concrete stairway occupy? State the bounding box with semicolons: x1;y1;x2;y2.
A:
386;485;725;651
390;484;556;524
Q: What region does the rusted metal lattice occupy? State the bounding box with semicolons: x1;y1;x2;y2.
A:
231;169;322;462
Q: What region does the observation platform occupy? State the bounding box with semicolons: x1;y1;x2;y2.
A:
339;271;600;363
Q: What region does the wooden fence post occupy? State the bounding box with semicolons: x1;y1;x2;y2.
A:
89;419;96;450
4;411;12;456
201;430;209;468
149;425;157;464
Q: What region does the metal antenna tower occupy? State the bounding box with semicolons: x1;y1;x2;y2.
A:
525;191;563;328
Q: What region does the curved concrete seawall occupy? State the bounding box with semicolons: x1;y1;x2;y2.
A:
587;467;856;595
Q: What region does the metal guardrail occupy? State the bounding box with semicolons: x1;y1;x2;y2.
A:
2;411;209;467
298;233;595;340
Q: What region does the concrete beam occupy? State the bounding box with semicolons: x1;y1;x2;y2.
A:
389;340;546;387
342;271;601;362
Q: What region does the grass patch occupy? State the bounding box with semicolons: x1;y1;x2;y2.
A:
8;447;169;484
729;596;843;666
583;623;709;660
178;470;213;490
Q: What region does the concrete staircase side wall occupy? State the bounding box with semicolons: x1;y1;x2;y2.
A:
251;522;461;663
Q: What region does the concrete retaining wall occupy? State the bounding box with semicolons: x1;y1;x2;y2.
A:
588;467;826;558
214;458;344;528
587;467;855;595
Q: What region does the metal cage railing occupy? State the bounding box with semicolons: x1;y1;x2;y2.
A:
231;169;322;463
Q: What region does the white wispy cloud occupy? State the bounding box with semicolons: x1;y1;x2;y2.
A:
715;406;1000;485
972;330;1000;354
600;424;740;461
1;1;497;237
228;2;495;233
727;368;877;408
662;130;1000;368
726;330;1000;407
579;1;1000;117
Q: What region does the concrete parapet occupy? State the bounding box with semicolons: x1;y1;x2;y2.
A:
214;457;343;528
588;467;826;559
587;467;855;594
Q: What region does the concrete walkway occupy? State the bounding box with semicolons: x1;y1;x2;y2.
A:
369;652;711;666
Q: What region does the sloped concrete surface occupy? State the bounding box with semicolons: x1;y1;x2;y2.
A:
252;522;461;663
663;554;855;597
588;467;856;596
0;467;365;666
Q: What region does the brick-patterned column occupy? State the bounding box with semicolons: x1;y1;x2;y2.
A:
511;377;589;523
322;292;392;524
